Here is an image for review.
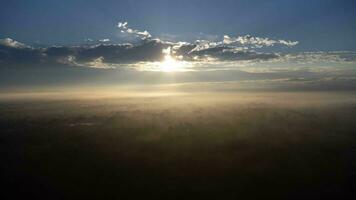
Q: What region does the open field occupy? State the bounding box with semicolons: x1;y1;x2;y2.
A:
1;91;355;199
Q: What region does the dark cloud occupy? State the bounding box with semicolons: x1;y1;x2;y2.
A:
0;42;44;68
72;40;169;64
181;46;279;61
1;35;355;71
7;22;356;70
0;38;282;68
0;22;302;68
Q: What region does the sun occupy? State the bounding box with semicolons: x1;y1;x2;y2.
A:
157;46;187;72
159;54;182;72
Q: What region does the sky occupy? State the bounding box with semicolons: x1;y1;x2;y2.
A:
1;0;356;90
0;0;356;51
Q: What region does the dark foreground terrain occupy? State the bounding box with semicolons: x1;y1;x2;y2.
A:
1;91;355;199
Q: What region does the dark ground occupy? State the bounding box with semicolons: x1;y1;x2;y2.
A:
0;92;355;199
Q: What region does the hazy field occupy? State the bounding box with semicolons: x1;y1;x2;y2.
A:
1;90;355;199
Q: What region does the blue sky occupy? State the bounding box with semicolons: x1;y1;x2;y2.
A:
1;0;356;51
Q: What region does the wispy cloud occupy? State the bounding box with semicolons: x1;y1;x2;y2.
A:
0;38;29;49
118;22;152;40
223;35;298;48
99;38;110;42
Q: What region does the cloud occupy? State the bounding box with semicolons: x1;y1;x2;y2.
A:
99;22;299;64
275;51;356;65
0;39;355;90
85;56;114;69
0;38;44;67
188;40;223;52
99;39;110;42
168;34;298;60
223;35;298;48
2;37;354;71
0;23;302;69
118;22;152;40
278;40;299;47
0;38;29;48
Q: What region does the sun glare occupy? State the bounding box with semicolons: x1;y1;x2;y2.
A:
138;47;190;72
159;54;182;72
157;46;188;72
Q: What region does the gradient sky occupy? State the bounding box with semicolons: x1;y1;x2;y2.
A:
1;0;355;51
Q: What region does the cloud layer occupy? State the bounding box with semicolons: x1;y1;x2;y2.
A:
1;22;354;71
